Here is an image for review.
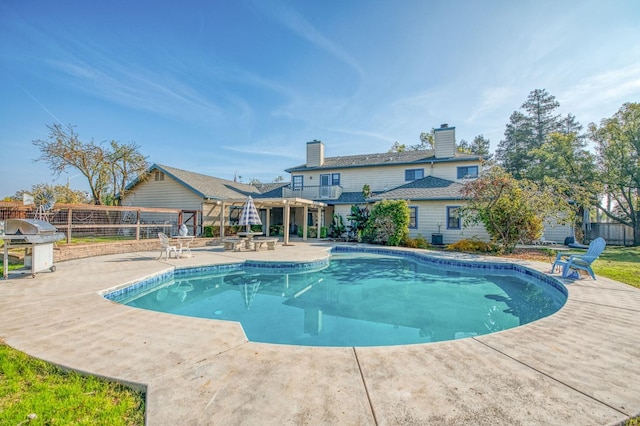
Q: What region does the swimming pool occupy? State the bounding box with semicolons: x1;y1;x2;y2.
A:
105;246;567;347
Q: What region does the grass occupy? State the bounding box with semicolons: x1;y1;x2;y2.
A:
0;343;145;425
592;246;640;289
0;261;24;278
504;245;640;289
56;236;135;245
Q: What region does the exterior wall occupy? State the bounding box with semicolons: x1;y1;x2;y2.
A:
123;174;204;211
291;159;481;194
542;223;572;244
330;201;489;244
408;200;489;244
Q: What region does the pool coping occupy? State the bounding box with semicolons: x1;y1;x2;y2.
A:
1;242;639;425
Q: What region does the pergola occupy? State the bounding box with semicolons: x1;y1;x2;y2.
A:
208;197;327;245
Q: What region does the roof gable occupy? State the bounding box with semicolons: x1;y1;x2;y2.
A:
128;164;263;200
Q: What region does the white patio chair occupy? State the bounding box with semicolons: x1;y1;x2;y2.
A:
158;232;179;260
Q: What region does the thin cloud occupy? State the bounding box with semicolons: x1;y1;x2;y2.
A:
561;63;640;107
34;31;225;124
467;86;517;123
253;2;364;78
20;86;62;124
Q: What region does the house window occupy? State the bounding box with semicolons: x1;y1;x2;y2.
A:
405;169;424;181
409;206;418;229
292;175;303;189
154;171;165;181
457;166;479;179
447;206;461;229
331;173;341;185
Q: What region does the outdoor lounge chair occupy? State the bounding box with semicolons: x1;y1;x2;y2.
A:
551;237;606;279
158;232;179;260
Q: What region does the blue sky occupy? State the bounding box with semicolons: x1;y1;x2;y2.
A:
1;0;639;198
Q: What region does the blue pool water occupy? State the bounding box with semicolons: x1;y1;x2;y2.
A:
108;250;566;347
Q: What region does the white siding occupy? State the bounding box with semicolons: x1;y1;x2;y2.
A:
542;223;572;244
306;141;324;167
297;159;481;193
123;174;204;210
409;200;490;244
434;127;456;159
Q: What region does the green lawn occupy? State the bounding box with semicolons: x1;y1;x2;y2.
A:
593;246;640;289
0;343;144;425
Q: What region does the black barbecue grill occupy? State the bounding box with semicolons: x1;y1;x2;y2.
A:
1;219;65;279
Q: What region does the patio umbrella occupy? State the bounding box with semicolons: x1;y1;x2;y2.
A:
239;196;262;232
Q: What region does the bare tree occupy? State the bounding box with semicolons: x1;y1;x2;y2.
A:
33;123;148;205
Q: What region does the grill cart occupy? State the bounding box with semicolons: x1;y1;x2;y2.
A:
1;219;65;279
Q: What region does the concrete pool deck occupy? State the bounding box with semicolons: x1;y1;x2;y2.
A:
1;242;639;425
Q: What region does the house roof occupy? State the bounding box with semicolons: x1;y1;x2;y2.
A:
253;182;289;198
369;176;465;201
285;149;481;173
130;164;263;200
332;192;368;205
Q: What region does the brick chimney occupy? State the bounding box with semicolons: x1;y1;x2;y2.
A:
434;124;455;159
306;140;324;167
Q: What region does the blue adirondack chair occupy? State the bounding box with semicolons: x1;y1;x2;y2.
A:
551;237;606;280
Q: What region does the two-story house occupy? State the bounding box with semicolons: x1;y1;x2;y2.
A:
284;124;491;244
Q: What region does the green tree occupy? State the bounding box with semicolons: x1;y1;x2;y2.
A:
388;129;435;153
33;124;148;205
589;102;640;245
415;129;435;150
458;134;492;159
527;132;599;208
522;88;562;148
362;200;410;246
496;89;565;178
13;183;90;205
388;141;406;152
495;111;532;178
461;167;570;253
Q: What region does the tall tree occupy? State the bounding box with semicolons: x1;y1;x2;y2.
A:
495;111;532;178
106;140;148;204
496;89;565;178
458;134;492;159
589;102;640;245
527;132;598;208
521;89;562;148
33;123;148;205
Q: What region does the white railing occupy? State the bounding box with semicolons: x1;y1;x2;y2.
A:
282;185;343;200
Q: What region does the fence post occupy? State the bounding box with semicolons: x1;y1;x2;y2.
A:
66;208;72;243
135;210;141;240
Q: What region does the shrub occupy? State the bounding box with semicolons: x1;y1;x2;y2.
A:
447;238;499;253
296;226;328;238
362;200;410;246
203;226;216;238
402;234;430;249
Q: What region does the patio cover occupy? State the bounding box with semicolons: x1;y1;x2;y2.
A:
208;197;327;245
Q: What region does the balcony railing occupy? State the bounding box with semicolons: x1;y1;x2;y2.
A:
282;184;343;200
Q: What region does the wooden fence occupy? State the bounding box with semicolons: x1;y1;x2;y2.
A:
586;222;635;246
0;202;182;243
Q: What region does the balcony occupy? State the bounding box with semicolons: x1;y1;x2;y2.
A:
282;184;343;200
